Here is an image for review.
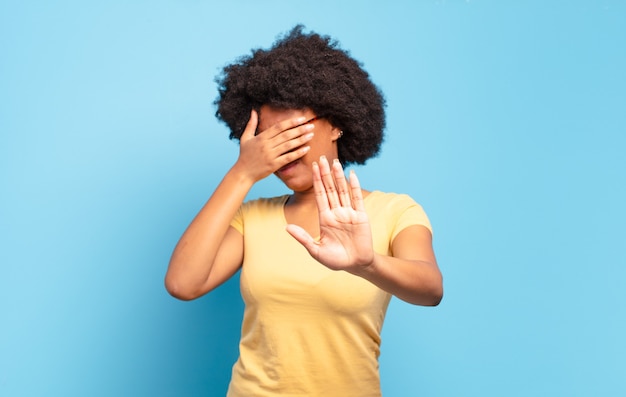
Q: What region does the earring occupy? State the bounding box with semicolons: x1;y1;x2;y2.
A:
338;130;344;138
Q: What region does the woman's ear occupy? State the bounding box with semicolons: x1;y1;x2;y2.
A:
331;126;344;141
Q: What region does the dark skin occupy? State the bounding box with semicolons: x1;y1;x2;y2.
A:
165;105;443;305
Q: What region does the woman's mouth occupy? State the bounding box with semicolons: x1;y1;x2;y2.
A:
277;160;299;174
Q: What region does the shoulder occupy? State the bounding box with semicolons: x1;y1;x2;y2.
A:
365;190;432;235
231;195;289;233
364;190;423;211
241;195;289;210
236;194;290;218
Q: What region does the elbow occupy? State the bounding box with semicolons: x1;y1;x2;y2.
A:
416;288;442;307
421;275;444;307
427;286;444;306
403;281;443;307
431;273;443;306
428;277;444;306
164;274;202;301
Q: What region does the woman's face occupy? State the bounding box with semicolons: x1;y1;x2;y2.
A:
257;104;342;192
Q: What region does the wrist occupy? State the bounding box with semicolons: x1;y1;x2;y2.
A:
229;161;258;187
349;253;378;279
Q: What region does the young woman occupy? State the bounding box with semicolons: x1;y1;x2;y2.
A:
165;25;443;397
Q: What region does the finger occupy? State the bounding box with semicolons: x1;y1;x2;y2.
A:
269;116;318;149
260;115;308;139
349;170;365;212
285;224;320;258
273;123;314;154
332;159;351;207
312;161;330;213
241;109;258;142
277;144;312;166
318;156;340;209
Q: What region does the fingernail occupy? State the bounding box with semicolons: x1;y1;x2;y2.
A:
333;159;340;165
295;116;307;123
320;155;327;161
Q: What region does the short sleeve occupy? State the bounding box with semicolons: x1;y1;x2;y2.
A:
230;205;244;234
389;194;432;241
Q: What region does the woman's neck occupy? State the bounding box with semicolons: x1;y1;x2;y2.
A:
286;190;317;208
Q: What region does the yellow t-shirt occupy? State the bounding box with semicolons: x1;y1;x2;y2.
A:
227;191;432;397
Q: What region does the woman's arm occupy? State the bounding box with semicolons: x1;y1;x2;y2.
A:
353;225;442;306
165;111;316;300
285;156;443;306
165;166;252;300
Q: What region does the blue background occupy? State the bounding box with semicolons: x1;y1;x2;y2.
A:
1;1;625;396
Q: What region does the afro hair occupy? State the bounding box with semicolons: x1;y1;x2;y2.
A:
214;25;386;166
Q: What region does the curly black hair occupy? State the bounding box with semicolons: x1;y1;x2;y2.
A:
214;25;386;166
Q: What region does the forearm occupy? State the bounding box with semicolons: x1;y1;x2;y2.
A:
165;164;253;296
351;254;443;306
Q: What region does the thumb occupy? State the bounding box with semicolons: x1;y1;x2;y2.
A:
285;224;319;256
240;109;258;143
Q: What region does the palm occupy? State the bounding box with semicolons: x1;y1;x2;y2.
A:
315;206;372;270
286;157;374;272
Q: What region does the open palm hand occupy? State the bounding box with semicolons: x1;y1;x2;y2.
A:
286;156;374;272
